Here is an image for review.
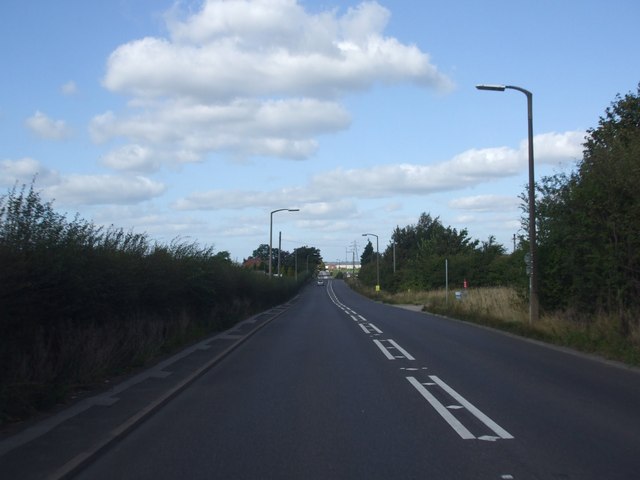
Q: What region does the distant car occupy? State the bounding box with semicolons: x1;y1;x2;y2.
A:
317;278;324;286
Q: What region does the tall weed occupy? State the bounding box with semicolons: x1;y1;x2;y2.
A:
0;182;301;423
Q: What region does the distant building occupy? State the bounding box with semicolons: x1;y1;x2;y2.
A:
324;262;359;272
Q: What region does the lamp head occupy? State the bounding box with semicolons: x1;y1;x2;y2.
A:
476;84;506;91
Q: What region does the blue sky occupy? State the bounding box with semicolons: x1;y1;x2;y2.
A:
2;0;639;264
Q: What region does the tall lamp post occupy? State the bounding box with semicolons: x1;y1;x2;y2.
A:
362;233;380;291
269;208;299;278
306;254;318;274
476;84;539;323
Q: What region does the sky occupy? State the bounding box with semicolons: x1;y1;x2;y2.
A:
2;0;639;264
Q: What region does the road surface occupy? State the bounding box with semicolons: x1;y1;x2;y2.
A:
75;279;640;479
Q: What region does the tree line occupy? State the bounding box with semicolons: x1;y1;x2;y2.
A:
358;213;522;294
359;84;640;330
244;244;323;277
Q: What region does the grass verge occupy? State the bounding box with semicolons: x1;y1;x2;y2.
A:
350;282;640;367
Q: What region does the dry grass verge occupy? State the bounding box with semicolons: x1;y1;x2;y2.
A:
351;282;640;366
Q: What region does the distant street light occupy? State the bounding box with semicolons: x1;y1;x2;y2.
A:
269;208;299;278
362;233;380;291
306;254;318;274
476;84;539;323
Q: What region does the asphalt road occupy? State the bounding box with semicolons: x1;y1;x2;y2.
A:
75;279;640;480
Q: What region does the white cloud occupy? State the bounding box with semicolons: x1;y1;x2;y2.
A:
92;98;351;164
1;159;163;207
94;0;452;167
300;199;358;218
448;194;520;212
61;81;78;96
101;144;160;172
106;0;452;100
174;130;584;210
309;130;585;198
43;175;166;206
25;111;72;140
531;130;585;166
173;187;308;211
0;157;60;187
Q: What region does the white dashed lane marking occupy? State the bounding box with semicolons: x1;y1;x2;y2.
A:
372;339;415;360
407;375;513;441
326;280;514;444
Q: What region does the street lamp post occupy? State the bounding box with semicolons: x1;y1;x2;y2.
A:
269;208;299;278
306;254;317;274
476;84;539;323
362;233;380;291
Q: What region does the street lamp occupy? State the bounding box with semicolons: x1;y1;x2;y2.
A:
362;233;380;291
476;84;539;323
306;253;318;274
269;208;299;278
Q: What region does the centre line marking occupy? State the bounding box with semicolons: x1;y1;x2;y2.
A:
368;323;383;334
373;339;396;360
428;376;513;439
387;339;415;360
372;339;414;360
358;324;370;334
407;376;475;440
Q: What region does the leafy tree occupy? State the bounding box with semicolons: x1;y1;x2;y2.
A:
360;240;374;265
214;250;232;262
293;246;322;275
358;240;378;286
374;212;509;292
531;83;640;325
251;244;270;263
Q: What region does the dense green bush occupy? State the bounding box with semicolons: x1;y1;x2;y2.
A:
533;84;640;319
0;182;301;423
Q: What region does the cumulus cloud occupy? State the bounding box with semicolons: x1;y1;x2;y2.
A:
101;144;160;172
448;194;520;212
43;175;166;206
0;157;60;187
174;130;585;210
309;130;585;197
174;187;307;211
94;0;452;168
92;98;350;163
1;159;163;207
25;111;72;140
530;130;585;165
106;1;452;100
